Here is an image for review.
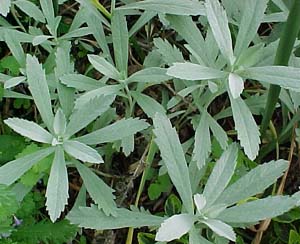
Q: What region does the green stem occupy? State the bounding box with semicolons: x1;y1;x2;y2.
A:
125;137;158;244
260;0;300;136
91;0;112;20
53;0;59;16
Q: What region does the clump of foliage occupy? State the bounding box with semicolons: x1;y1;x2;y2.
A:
0;0;300;243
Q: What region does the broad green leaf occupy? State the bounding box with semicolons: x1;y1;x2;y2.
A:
111;11;128;78
229;96;260;160
0;184;18;221
127;67;170;83
193;113;211;169
234;0;269;56
205;0;234;64
153;113;193;212
289;230;300;244
65;95;115;137
67;205;164;229
119;0;205;16
0;135;25;164
63;140;103;164
215;160;289;206
53;109;66;136
201;219;236;242
203;144;238;207
77;118;149;145
131;91;166;118
4;118;53;144
26;55;54;131
164;194;182;216
11;219;78;244
74;85;121;110
0;0;11;16
228;73;244;99
14;0;45;23
46;146;68;222
75;162;116;216
239;66;300;91
88;55;121;80
167;63;227;81
155;214;195;242
218;196;298;224
60;74;103;91
4;76;26;89
0;147;54;185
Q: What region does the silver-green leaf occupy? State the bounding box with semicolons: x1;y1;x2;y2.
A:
75;162;116;216
63;140;103;164
26;55;54;131
153;113;193;212
167;63;227;81
77;118;149;145
229;96;260;160
4;118;53;144
46;146;69;222
0;147;55;185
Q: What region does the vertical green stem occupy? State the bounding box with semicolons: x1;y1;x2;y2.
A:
53;0;59;16
125;137;157;244
91;0;112;20
260;0;300;136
